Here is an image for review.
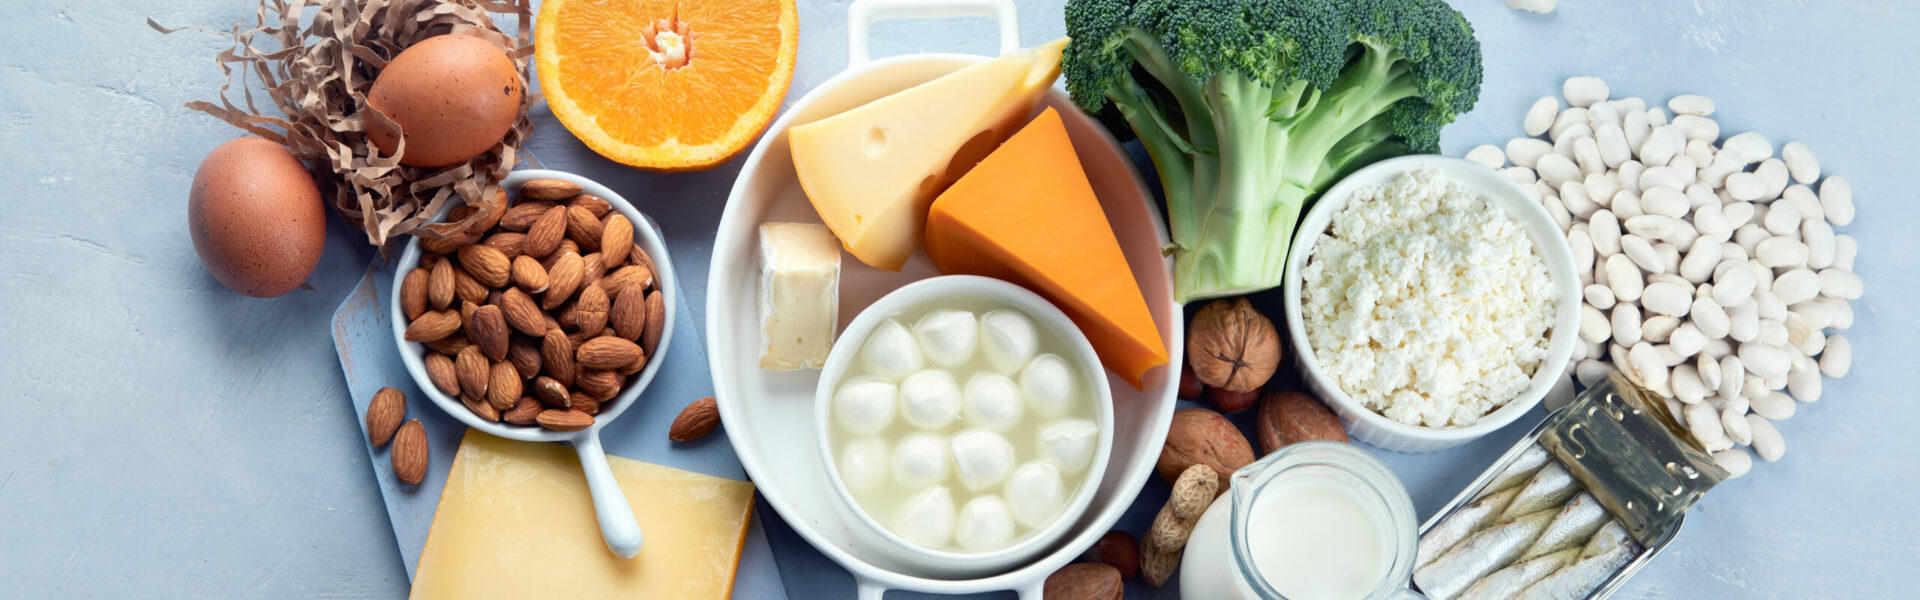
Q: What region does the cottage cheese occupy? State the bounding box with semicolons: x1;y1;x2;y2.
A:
1301;169;1555;427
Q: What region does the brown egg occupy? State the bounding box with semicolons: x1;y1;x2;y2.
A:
366;34;523;168
189;137;328;297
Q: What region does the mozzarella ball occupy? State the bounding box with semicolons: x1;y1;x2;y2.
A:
1004;461;1065;528
1019;353;1076;418
1039;419;1100;473
962;373;1024;431
979;309;1038;373
953;495;1017;551
899;369;962;430
838;437;890;494
891;433;950;488
949;428;1015;492
892;485;956;547
861;318;924;381
833;376;897;435
913;309;979;367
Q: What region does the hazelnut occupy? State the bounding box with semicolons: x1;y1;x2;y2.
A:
1186;298;1281;393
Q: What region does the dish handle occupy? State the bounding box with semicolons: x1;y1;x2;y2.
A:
854;576;888;600
573;431;644;558
845;0;1020;67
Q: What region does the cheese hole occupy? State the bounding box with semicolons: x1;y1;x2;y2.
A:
863;127;888;158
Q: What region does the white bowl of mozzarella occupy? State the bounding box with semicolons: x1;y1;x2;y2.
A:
815;275;1114;577
1281;156;1582;454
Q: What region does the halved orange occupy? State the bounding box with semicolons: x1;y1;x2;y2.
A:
536;0;798;172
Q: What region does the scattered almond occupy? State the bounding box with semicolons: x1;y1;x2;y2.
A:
503;396;542;425
366;387;406;447
668;396;721;442
423;352;460;396
499;287;548;336
601;215;634;265
511;255;549;293
400;268;428;320
487;361;522;411
466;304;510;362
391;420;429;485
536;409;595;432
404;309;462;342
521;178;583;201
454;345;490;401
525;205;568;258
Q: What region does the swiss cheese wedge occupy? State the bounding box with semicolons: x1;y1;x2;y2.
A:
410;430;756;599
924;108;1168;389
789;38;1067;271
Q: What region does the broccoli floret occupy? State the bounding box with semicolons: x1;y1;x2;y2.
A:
1064;0;1483;302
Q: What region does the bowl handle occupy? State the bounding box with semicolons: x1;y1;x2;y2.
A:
846;0;1020;67
854;575;890;600
573;431;644;558
1013;580;1045;599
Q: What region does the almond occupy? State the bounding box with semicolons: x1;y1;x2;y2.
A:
611;282;649;341
423;352;460;396
580;253;606;289
521;178;583;201
541;329;576;387
601;215;634;265
641;290;666;356
482;231;526;258
391;420;429;485
542;313;563;334
455;345;490;402
427;259;455;310
457;244;512;288
548;239;580;268
630;242;656;272
536;409;595;432
466;305;510;362
532;376;571;408
503;396;542;425
423;335;470;356
452;268;489;305
601;265;653;301
668;396;721;442
462;392;501;421
542;252;583;309
556;300;581;330
487;361;522;411
617;349;650;376
366;387;406;447
566;205;604;252
525;205;568;258
465;188;508;234
570;193;612;218
404;309;462;342
400;268;428;320
569;394;603;415
577;336;640;370
575;369;621;399
498;287;548;337
499;201;556;231
575;285;610;337
507;337;542;379
419;228;480;255
510;255;549;293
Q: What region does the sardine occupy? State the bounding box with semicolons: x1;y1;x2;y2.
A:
1502;462;1579;519
1485;444;1553;495
1516;522;1640;600
1457;548;1579;600
1417;486;1521;569
1413;508;1558;600
1518;492;1610;561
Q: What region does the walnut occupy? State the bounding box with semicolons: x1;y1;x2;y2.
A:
1185;298;1281;393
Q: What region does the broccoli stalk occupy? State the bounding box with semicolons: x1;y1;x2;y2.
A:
1065;0;1483;302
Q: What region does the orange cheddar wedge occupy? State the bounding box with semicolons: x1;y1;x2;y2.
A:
924;107;1168;389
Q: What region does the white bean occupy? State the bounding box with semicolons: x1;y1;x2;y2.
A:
1772;268;1820;305
1697;353;1723;390
1612;303;1644;346
1620;235;1663;273
1727;300;1759;343
1787;366;1823;403
1579;305;1611;344
1623;109;1651;151
1821;334;1851;378
1751;391;1796;420
1525;96;1560;136
1786;185;1826;229
1726;172;1767;202
1605;254;1644;302
1642;282;1692;316
1544;196;1573;232
1465;144;1505;169
1719;355;1746;399
1757;159;1791;200
1763;198;1802;236
1594;123;1631;168
1588;210;1623;256
1744;373;1770;399
1755;238;1808;270
1757;318;1789;347
1586;172;1622;205
1723;202;1755;230
1668;94;1716;116
1672;114;1719;143
1536;153;1582;187
1739;343;1790;381
1700;150;1743;188
1502;166;1537;185
1575;359;1612;388
1551;107;1591;141
1692;298;1730;339
1684;139;1714;167
1648;108;1670;127
1506;138;1551;169
1781;142;1820;183
1678;237;1721;283
1588;101;1621;129
1643;316;1681;344
1818;269;1863;299
1624;215;1681;240
1567;226;1595;274
1619;161;1646;195
1820;175;1855;226
1833;234;1856;271
1712;262;1757;306
1754;287;1787;321
1713;448;1752;479
1630;342;1670;393
1692;203;1732;243
1564;76;1610;108
1746;415;1786;462
1831;298;1855;330
1670;322;1708;356
1561;181;1599;218
1723;132;1774;163
1584;283;1616;310
1685;401;1726;447
1637;125;1681;166
1571;136;1604;176
1658;242;1683;274
1671;364;1706;403
1613;189;1645;219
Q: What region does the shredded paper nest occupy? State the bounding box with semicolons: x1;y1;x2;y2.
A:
152;0;537;247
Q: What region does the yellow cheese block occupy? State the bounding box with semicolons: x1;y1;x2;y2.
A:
789;38;1067;271
410;430;756;599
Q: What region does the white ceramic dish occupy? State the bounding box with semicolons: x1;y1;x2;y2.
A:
814;276;1116;578
390;169;679;558
706;0;1183;597
1280;155;1581;454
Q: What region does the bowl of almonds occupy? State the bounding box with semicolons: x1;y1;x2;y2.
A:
389;169;675;558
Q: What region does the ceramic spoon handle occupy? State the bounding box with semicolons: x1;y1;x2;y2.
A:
574;431;643;558
846;0;1020;66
